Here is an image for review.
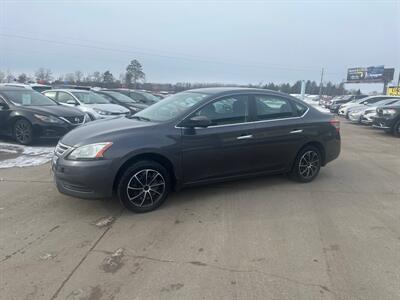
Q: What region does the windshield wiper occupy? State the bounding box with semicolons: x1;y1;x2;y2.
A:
130;115;151;122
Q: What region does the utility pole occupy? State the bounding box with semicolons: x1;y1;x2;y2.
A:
318;68;324;99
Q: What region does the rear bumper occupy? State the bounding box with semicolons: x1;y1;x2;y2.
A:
52;157;115;199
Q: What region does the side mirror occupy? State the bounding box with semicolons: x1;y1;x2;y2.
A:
66;99;78;105
180;115;212;128
0;102;8;110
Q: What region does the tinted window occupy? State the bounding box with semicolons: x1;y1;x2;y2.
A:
102;91;135;103
44;91;57;100
2;90;56;106
57;92;76;104
196;95;249;126
255;95;294;120
294;101;308;116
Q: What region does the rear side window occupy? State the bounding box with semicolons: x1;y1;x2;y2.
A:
196;95;250;126
294;102;308;116
44;91;57;100
255;95;294;120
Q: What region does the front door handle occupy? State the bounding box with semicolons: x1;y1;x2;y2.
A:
237;134;253;140
289;129;303;134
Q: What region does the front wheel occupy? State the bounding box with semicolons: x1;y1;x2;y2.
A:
13;119;33;145
117;160;171;213
290;146;321;183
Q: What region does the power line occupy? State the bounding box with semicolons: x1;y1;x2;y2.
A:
0;32;343;75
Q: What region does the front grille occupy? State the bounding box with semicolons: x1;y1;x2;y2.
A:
61;116;85;124
55;142;72;157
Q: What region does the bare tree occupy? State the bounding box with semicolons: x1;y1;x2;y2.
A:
64;73;75;83
0;70;5;83
74;70;84;83
92;71;102;83
17;73;28;83
35;68;53;82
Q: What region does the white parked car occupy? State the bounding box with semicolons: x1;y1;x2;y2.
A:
43;89;130;120
350;98;400;124
338;95;398;118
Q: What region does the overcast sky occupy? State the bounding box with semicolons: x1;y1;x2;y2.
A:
0;0;399;90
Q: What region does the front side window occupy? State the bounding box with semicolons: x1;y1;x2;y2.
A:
255;95;294;120
195;95;249;126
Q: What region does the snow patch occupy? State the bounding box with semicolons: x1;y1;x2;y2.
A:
0;142;55;169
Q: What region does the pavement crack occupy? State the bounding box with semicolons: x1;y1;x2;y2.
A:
49;209;124;300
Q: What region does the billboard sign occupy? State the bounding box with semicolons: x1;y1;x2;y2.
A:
387;86;400;96
347;65;385;82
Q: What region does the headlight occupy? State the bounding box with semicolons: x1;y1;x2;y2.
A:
93;108;112;115
34;114;64;124
67;142;113;160
381;108;397;116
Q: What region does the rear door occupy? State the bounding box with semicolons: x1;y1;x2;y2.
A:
247;94;308;171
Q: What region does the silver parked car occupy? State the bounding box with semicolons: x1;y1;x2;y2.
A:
347;97;400;123
359;99;400;125
43;89;130;120
338;95;396;118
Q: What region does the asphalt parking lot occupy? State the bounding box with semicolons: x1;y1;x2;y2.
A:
0;121;399;300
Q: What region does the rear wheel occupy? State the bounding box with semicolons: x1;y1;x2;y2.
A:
393;119;400;137
290;146;321;183
117;160;171;213
13;119;33;145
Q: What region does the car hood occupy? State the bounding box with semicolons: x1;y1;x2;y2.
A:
86;103;130;113
18;105;83;117
60;117;156;146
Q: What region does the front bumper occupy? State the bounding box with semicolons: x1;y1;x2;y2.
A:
52;156;115;199
372;116;395;130
348;112;362;123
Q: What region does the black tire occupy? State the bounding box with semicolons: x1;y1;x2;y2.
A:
393;119;400;137
290;146;321;183
117;160;171;213
13;118;33;145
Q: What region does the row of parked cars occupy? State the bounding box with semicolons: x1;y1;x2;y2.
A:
319;94;400;137
0;84;162;144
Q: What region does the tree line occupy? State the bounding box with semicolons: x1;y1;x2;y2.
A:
0;59;357;95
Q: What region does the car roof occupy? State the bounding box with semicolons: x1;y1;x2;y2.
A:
187;87;292;98
47;89;90;92
0;86;36;91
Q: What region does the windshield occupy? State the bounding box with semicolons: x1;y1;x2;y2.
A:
72;91;110;104
134;92;208;122
137;91;161;103
102;91;135;103
2;90;57;106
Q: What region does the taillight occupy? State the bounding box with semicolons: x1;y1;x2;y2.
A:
330;119;340;132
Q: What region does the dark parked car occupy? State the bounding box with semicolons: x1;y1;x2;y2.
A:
52;88;341;213
328;95;367;113
0;86;87;144
372;104;400;137
108;89;161;105
95;90;148;114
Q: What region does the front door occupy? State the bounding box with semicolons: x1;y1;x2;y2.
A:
181;94;257;184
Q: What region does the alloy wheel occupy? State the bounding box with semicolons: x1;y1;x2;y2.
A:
126;169;166;208
298;150;320;179
15;120;32;144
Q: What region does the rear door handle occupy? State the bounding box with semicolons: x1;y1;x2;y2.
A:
237;134;253;140
289;129;303;134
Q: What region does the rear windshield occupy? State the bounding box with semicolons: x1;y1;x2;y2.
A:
1;90;57;106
